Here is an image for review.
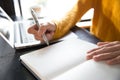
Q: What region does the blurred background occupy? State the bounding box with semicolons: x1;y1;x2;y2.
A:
0;0;93;21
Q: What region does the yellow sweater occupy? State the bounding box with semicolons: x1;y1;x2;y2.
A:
53;0;120;41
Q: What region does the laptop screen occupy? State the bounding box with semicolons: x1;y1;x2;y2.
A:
0;7;13;22
0;6;41;49
0;7;14;46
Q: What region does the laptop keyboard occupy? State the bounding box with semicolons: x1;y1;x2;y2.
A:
14;20;39;44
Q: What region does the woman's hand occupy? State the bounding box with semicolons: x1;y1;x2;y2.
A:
86;41;120;65
28;22;56;43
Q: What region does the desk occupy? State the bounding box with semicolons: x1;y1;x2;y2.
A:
0;26;100;80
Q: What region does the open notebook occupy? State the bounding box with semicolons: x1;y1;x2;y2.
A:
20;38;120;80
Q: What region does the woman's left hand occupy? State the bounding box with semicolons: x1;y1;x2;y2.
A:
86;41;120;65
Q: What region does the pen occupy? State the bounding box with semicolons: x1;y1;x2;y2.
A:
31;8;49;45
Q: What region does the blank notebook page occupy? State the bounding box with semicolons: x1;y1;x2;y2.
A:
20;38;97;80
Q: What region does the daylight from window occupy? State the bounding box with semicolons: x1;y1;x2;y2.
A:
20;0;78;19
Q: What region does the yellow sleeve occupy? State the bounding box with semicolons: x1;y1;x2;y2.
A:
52;0;95;40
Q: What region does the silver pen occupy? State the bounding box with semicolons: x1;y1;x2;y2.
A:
31;8;49;45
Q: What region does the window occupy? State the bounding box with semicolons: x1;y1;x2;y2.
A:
13;0;48;20
14;0;93;23
14;0;78;20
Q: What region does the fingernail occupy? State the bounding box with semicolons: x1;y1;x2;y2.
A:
86;54;92;60
93;56;99;61
106;61;115;65
87;51;91;53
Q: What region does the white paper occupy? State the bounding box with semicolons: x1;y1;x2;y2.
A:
53;60;120;80
20;38;97;80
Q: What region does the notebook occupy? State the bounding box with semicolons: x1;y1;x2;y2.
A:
20;38;120;80
0;7;78;49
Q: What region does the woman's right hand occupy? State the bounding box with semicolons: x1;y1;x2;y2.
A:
28;21;56;43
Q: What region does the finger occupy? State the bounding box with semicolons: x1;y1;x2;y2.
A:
87;41;120;54
93;50;120;61
28;24;38;34
98;41;120;47
97;42;110;46
38;24;47;35
34;34;44;42
87;47;99;53
88;41;120;53
38;23;54;41
87;44;120;60
87;43;107;53
106;56;120;65
45;31;55;41
87;46;108;56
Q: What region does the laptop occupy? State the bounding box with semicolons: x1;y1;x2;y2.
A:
0;7;41;49
0;7;79;49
